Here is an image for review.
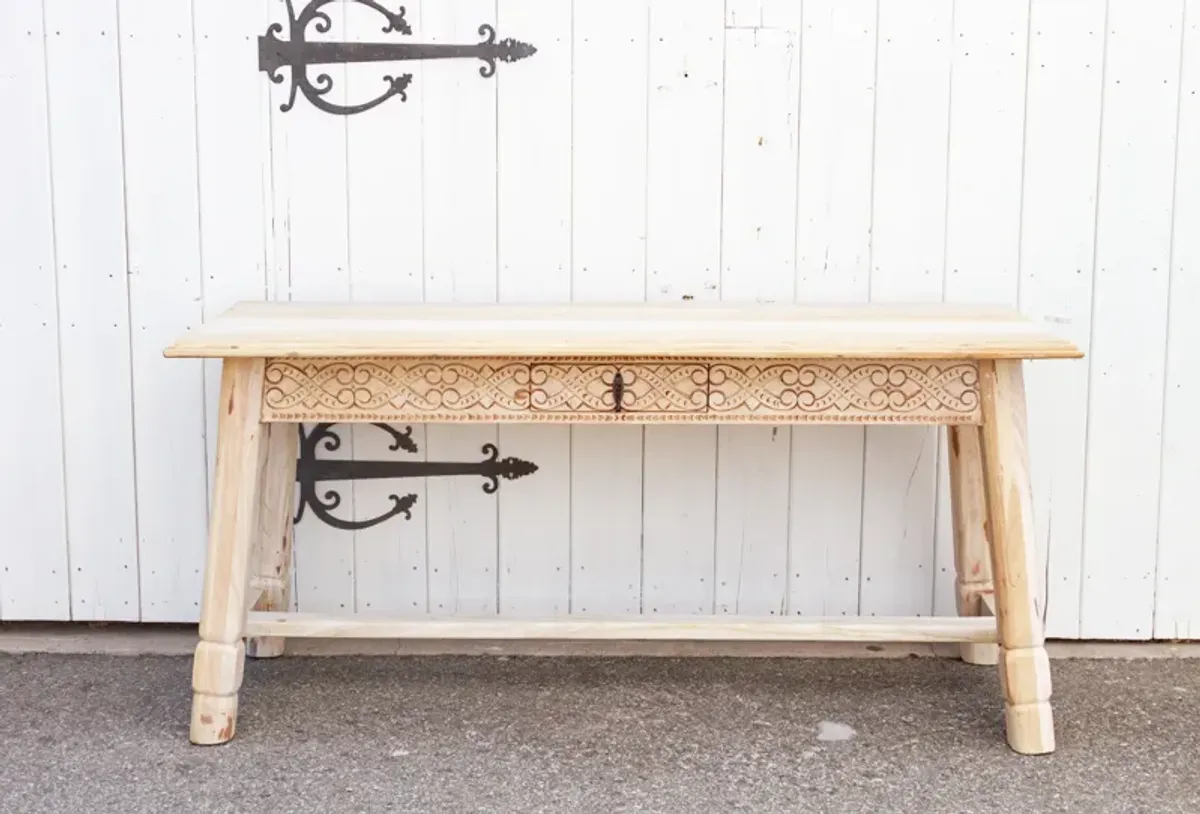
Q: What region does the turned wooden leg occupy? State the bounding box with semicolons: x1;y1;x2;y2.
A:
947;424;998;666
978;360;1054;755
246;422;299;659
190;358;268;745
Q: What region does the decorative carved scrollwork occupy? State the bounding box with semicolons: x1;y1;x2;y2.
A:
264;357;981;424
265;358;533;419
707;362;980;418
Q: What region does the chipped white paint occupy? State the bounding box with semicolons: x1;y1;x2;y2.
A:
0;0;1198;641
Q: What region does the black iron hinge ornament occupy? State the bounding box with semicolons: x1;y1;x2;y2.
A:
295;423;538;530
259;0;537;115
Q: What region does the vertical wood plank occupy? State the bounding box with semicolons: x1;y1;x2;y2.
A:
793;0;877;304
570;427;643;615
193;0;274;575
342;0;428;616
1081;0;1185;639
267;1;354;614
859;0;953;617
569;0;650;616
572;0;649;304
788;429;866;616
117;0;209;623
642;427;716;615
645;0;724;304
718;0;803;257
0;0;71;620
714;426;791;615
860;428;938;616
790;0;876;617
496;0;572;616
1019;0;1106;638
43;0;140;620
641;0;724;616
714;2;801;616
424;0;500;616
1154;0;1200;640
349;425;427;614
935;0;1030;617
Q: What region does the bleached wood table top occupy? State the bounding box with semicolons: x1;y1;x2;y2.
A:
163;301;1081;360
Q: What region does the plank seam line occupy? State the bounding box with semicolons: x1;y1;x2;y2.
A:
339;0;358;616
1150;0;1192;635
114;0;144;622
856;0;884;617
1076;0;1114;636
38;0;71;621
637;0;652;618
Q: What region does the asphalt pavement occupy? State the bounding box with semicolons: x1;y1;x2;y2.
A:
1;651;1197;813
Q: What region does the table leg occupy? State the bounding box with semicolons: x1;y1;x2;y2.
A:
978;360;1055;755
947;424;998;666
246;423;299;659
190;358;268;745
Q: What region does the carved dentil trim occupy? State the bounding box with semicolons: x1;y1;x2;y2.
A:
262;357;981;424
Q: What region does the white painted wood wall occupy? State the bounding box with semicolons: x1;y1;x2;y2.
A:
1;0;1197;640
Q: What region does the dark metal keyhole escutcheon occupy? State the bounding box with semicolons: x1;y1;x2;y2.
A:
612;370;625;414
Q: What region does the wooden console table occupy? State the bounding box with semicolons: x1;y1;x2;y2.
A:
164;301;1081;754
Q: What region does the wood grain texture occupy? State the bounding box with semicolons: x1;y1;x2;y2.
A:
245;611;998;643
948;424;998;666
978;360;1054;754
165;301;1082;360
190;358;267;745
260;357;983;424
245;423;298;659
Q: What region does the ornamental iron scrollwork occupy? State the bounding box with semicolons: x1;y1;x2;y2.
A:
259;0;537;115
294;422;539;530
